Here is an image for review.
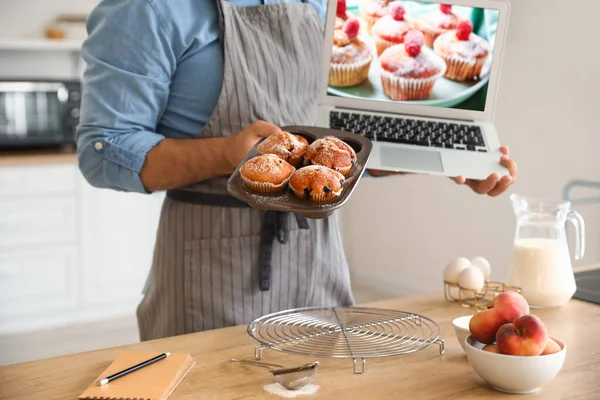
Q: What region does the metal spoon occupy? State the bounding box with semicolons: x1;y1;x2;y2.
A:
230;358;319;390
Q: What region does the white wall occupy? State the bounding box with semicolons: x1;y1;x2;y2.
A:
342;0;600;295
0;0;98;39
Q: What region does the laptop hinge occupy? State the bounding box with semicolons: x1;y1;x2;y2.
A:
332;105;476;123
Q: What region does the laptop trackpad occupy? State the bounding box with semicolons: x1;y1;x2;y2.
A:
380;146;444;172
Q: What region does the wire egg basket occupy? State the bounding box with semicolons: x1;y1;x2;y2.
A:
443;280;522;311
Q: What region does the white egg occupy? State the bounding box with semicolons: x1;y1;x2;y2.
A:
443;257;471;284
458;266;485;291
471;256;491;281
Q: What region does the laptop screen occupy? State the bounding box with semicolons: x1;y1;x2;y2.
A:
327;1;500;112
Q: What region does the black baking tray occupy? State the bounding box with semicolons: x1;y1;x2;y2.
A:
226;125;373;219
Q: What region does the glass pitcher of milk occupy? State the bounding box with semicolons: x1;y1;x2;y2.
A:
505;194;585;308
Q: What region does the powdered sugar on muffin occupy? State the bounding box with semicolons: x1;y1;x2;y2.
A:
305;136;357;175
257;131;309;167
240;154;295;193
289;165;346;203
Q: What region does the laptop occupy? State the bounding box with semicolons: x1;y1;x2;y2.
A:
316;0;512;180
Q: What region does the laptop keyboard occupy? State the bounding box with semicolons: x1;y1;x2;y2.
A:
329;111;487;152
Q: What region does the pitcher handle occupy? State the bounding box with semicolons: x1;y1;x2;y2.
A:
567;210;585;260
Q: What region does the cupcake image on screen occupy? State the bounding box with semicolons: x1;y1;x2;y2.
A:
328;18;373;87
408;3;462;48
358;0;394;34
372;2;413;56
335;0;357;30
379;29;447;101
433;20;490;81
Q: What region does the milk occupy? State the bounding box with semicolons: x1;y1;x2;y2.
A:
506;238;576;308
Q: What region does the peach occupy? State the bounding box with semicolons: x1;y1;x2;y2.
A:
496;314;549;356
490;291;530;322
469;309;504;344
541;337;561;355
482;344;501;354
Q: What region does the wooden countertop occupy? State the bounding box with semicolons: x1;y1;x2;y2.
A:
0;149;77;167
1;291;599;400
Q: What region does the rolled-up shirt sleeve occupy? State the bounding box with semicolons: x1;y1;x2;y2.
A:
76;0;176;193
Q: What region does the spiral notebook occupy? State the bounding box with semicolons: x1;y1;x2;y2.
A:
79;352;195;400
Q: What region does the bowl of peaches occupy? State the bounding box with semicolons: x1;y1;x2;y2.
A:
463;292;566;394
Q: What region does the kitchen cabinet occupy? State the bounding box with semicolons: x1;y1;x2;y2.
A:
80;181;163;306
0;158;164;334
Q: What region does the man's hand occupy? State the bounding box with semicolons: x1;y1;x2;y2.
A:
452;146;517;197
139;120;281;192
224;120;281;171
365;169;409;177
366;145;517;198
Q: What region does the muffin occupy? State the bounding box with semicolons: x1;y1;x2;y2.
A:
379;29;446;101
239;154;295;193
305;136;357;176
257;130;309;168
409;3;461;48
372;2;412;56
358;0;393;34
433;20;490;82
329;19;373;87
289;165;346;203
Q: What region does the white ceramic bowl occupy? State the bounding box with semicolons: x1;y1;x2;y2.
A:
464;335;567;394
451;315;472;351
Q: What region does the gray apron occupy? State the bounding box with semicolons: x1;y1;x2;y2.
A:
136;0;354;341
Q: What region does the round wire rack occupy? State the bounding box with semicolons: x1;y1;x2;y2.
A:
247;306;445;374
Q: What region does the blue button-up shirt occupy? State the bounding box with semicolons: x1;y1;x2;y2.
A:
76;0;327;194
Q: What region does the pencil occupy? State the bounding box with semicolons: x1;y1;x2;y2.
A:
97;352;171;386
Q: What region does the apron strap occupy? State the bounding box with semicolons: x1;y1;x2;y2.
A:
216;0;226;54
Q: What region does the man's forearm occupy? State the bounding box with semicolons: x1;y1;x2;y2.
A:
139;136;233;192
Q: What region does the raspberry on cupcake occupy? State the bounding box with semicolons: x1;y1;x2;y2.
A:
379;29;446;101
433;20;490;81
305;135;357;176
409;3;462;48
289;165;346;203
372;2;413;56
335;0;355;30
240;154;295;193
328;18;373;87
358;0;394;34
257;130;309;168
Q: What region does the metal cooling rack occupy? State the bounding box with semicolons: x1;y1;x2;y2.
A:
247;306;445;374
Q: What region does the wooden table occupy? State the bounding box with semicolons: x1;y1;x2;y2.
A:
1;292;599;400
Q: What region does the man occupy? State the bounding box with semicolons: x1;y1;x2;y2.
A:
77;0;517;341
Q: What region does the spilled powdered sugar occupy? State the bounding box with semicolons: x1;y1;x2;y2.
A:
263;383;320;398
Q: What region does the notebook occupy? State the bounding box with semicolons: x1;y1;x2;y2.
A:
79;352;195;400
